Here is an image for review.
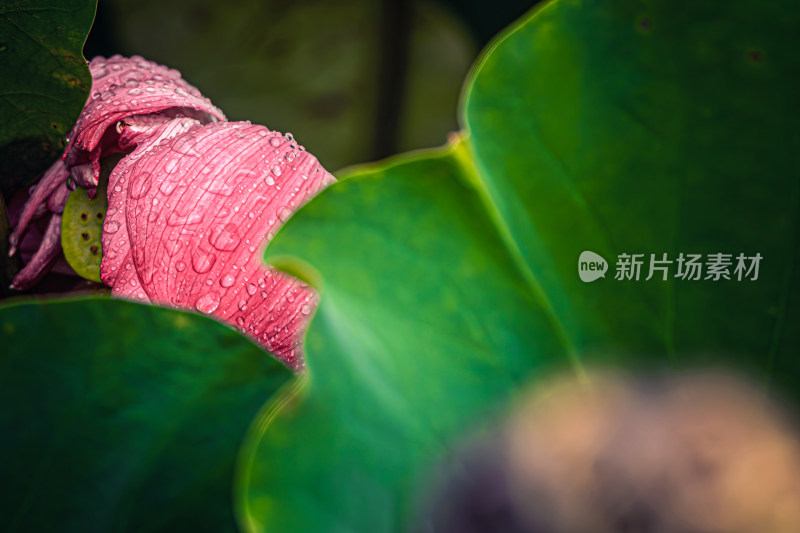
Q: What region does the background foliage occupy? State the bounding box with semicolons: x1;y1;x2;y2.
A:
0;298;291;532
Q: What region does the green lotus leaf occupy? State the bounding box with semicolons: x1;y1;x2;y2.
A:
0;0;95;195
242;1;800;531
0;298;293;532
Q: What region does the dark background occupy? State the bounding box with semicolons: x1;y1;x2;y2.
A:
84;0;541;171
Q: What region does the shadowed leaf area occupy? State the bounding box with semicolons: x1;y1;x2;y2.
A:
0;298;293;533
0;0;94;194
0;193;18;295
241;0;800;532
0;137;62;198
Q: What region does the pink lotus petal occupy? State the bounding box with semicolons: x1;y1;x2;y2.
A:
64;55;226;184
9;56;225;289
101;120;335;369
118;114;202;152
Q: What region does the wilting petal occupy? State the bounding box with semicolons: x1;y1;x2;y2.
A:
8;159;68;257
118;114;202;153
46;182;70;214
70;163;98;192
11;214;63;290
64;55;226;179
101;120;335;368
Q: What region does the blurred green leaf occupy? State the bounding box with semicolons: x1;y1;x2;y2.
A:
0;298;293;532
242;1;800;531
0;0;95;196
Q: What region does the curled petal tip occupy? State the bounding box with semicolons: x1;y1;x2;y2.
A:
66;55;226;165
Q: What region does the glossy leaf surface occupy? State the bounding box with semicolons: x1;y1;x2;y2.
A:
0;298;292;532
463;0;800;370
242;1;800;532
242;144;570;532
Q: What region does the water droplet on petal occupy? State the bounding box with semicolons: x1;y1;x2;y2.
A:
191;248;216;273
105;221;121;234
238;300;248;311
220;273;236;287
237;316;245;325
301;304;312;315
167;210;203;226
278;208;292;222
209;223;241;251
128;171;152;199
269;137;281;147
165;159;179;174
159;179;178;195
272;165;282;177
172;134;199;156
204;168;252;196
196;292;220;314
246;283;257;295
175;260;186;272
265;176;275;186
128;88;142;96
